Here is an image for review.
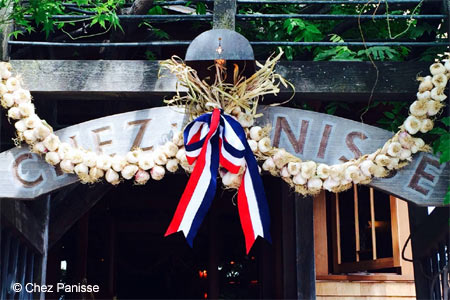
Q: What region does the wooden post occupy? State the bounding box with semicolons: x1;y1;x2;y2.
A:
281;183;297;299
408;203;431;299
295;195;316;299
39;195;50;300
213;0;236;30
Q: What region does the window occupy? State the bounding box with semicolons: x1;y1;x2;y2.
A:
313;185;414;280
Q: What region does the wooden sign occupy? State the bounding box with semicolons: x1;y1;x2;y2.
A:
0;106;447;206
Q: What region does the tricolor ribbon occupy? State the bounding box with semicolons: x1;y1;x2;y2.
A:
165;108;271;253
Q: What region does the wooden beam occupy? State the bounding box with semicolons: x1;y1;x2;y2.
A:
295;195;316;299
9;60;431;102
48;184;112;248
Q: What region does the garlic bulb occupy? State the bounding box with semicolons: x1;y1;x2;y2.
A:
57;143;72;160
8;107;21;120
105;169;120;185
237;112;254;128
430;62;446;75
135;169;150;185
60;160;74;173
414;137;425;149
293;173;307;185
418;76;433;92
420;119;433;133
399;148;412;160
258;137;272;153
431;87;447;102
33;123;51;140
359;160;374;177
445;60;450;72
387;157;400;170
32;142;47;154
176;148;188;165
6;77;20;92
154;148;168;165
45;152;60;165
172;131;184;147
121;165;138;180
316;164;330;179
18;102;34;117
24;115;41;129
126;150;141;164
222;172;241;187
398;131;414;149
111;155;127;172
150;165;165;180
403;116;421;135
89;167;104;181
231;107;242;116
432;73;447;88
273;149;290;169
287;161;301;176
249;126;264;141
344;165;363;183
262;158;276;172
71;149;84;164
307;178;323;190
409;100;428;117
330;164;345;180
417;91;431;101
0;64;11;79
23;129;36;143
248;139;258;152
75;163;90;182
323;177;339;191
427;100;443;116
96;154;112;170
2;93;14;108
166;159;179;173
43;134;60;152
280;166;290;178
371;164;387;177
138;153;155;170
15;119;27;132
387;142;402;157
301;161;316;179
164;141;178;158
84;152;98;168
13;89;31;105
375;154;391;167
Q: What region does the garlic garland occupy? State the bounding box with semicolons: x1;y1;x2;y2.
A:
0;55;448;195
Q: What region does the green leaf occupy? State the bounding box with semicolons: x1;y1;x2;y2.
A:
440;117;450;127
384;112;395;119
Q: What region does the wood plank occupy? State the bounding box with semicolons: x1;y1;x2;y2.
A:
9;60;432;102
337;257;396;273
317;274;414;281
316;281;416;297
295;195;316;299
396;199;414;277
313;191;328;276
0;106;448;206
369;189;377;260
390;196;401;267
353;185;360;262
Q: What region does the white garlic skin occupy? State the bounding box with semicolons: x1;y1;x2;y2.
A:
154;148;168;165
419;119;433;133
307;178;323;190
409;100;427;117
399;148;412;160
121;165;139;180
316;163;330;179
18;102;34;117
301;161;316;179
237;112;254;128
262;158;276;172
105;169;120;185
60;159;75;174
430;87;447;102
323;177;339;191
135;169;150;185
89;167;104;181
359;160;374;177
84;152;98;168
403;116;421;135
417;91;431;101
74;163;89;177
430;62;446;75
418;76;433;92
23;129;36;143
138;153;155;170
43;134;60;152
427;100;443;116
126;150;141;164
280;166;290;178
287;162;301;176
164;142;178;158
33;124;51;140
111;155;127;172
222;172;240;187
293;173;307;185
172;131;185;147
176;148;188;165
8;107;21;120
387;142;402;157
166;159;179;173
258;137;272;153
248;140;258;152
13;89;31;105
6;77;20;92
96;154;112;171
33;142;48;154
432;74;448;88
2;92;14;108
249;126;264;141
45;152;61;166
151;165;165;180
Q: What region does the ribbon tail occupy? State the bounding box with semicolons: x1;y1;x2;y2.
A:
237;145;272;254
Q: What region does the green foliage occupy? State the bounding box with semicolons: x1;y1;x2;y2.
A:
0;0;125;38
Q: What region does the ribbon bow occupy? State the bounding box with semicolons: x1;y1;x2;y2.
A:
165;108;271;253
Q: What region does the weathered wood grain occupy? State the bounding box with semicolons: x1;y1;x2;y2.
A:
0;106;447;206
9;60;431;102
